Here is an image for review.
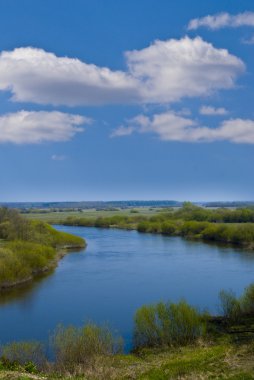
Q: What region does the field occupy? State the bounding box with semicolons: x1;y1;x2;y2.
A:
22;207;162;223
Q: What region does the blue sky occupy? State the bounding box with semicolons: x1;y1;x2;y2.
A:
0;0;254;201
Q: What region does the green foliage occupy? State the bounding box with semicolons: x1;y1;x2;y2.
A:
0;341;46;370
133;300;206;350
219;283;254;321
241;283;254;314
0;242;55;286
0;207;85;288
52;323;123;371
219;290;241;321
161;221;176;235
181;221;210;237
47;204;254;249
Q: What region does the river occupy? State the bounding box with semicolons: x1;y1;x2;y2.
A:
1;225;254;349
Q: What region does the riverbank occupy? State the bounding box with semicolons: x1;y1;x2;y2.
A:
1;343;254;379
0;244;85;291
48;205;254;249
1;308;254;379
0;208;86;290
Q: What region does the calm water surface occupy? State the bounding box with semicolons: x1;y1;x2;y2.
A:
1;225;254;348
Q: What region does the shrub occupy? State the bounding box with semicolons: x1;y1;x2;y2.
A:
181;221;210;237
133;300;206;350
137;221;150;233
219;290;241;321
241;284;254;314
133;305;159;348
0;241;55;288
52;323;123;371
161;222;176;235
0;341;46;370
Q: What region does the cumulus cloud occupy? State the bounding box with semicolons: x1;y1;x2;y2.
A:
0;111;89;144
188;12;254;30
0;47;138;106
199;105;228;116
0;37;244;106
125;37;244;104
112;111;254;144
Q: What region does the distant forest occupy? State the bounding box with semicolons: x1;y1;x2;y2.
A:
1;200;254;210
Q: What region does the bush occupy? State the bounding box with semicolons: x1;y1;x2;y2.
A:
181;221;210;237
241;284;254;314
0;341;46;370
0;241;55;288
52;323;123;371
137;221;150;233
219;290;241;321
133;300;206;350
0;208;85;288
161;222;176;235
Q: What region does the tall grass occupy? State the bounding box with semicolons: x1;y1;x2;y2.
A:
52;323;123;371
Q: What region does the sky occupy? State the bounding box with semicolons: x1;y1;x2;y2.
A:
0;0;254;202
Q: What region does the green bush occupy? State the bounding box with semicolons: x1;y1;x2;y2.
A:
181;221;210;237
219;290;241;321
0;341;46;370
241;284;254;314
52;323;123;371
133;300;206;350
161;221;176;235
137;221;150;233
0;207;85;288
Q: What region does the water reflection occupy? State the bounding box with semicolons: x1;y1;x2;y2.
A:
0;271;54;306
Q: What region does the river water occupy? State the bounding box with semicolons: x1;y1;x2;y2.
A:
1;225;254;348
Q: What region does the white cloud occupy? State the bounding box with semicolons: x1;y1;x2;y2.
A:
199;105;228;116
51;154;67;161
112;111;254;144
214;119;254;143
0;48;138;106
242;35;254;44
188;12;254;30
126;36;244;103
0;110;90;144
110;125;135;137
0;37;244;106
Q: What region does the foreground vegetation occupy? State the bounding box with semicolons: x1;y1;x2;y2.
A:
0;208;85;289
2;284;254;379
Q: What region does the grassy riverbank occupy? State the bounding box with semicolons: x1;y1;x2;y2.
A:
0;208;86;289
1;285;254;379
1;342;254;379
37;203;254;250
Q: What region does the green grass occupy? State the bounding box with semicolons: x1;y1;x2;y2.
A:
1;342;254;379
22;207;162;223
